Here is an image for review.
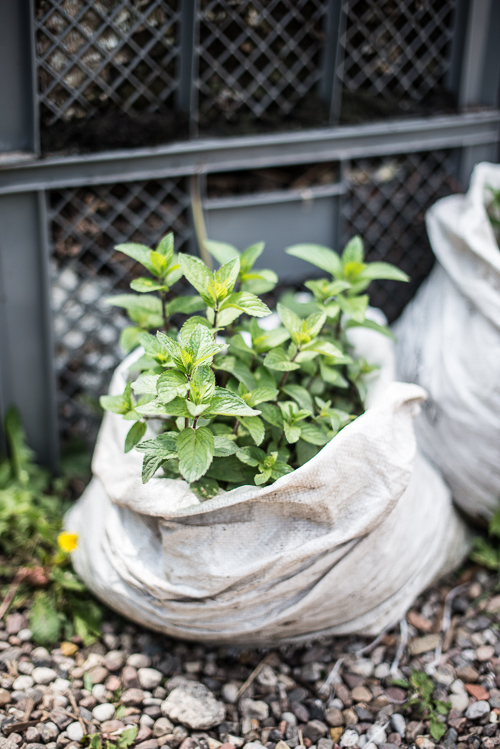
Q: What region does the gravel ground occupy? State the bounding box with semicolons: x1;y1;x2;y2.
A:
1;566;499;749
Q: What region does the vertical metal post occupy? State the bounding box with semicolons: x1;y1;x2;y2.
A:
448;0;500;184
177;0;198;136
0;192;59;467
0;0;38;154
319;0;347;125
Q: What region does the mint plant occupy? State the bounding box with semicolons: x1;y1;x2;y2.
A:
101;234;408;498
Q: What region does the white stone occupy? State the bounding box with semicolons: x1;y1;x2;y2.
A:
18;629;33;642
32;667;58;685
161;681;225;730
348;659;374;678
92;684;107;700
66;722;84;742
449;693;469;713
451;679;466;695
140;715;155;728
127;653;151;669
374;663;390;679
52;678;71;693
138;668;163;690
390;714;405;737
340;729;359;747
13;675;34;691
221;683;239;704
366;725;387;746
92;703;115;722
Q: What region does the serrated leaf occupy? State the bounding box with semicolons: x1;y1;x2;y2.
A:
167;295;205;316
221;291;271;318
241;267;278;294
277;303;302;336
286;243;342;276
213;435;238;457
247;387;279;406
213;356;256;390
236;445;266;467
28;594;61;645
135;432;178;455
284;423;302;443
115;242;156;274
303;339;343;357
131;374;160;395
156;232;174;261
255;469;272;485
130;277;166;293
259;402;284;429
157;370;189;403
178;254;214;302
263;347;300;372
337;294;369;323
299;422;329;446
252;326;290;353
240;416;265;446
156;331;184;368
240;241;265;271
187;324;226;368
319;362;349;388
345;317;395;339
342;235;364;265
177;427;214;482
357;261;409;282
205;387;260;417
142;454;166;483
107;294;163;328
190;477;220;500
282;385;314;412
117;727;138;749
120;325;142;353
215;257;240;296
124;421;146;453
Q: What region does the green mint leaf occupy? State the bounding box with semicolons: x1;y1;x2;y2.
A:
107;294;163;328
167;295;205;316
117;727;138;749
130;277;166;293
135;432;178;456
299;422;329;446
284;423;302;443
304;311;327;338
285;243;342;276
236;445;266;467
263;347;300;372
204;239;240;264
246;387;279;406
213;435;238;457
190;477;220;500
241;267;278;295
240;416;266;446
215;257;240;296
277;303;302;336
251;325;290;353
342;235;364;265
319;362;349;388
142;455;166;483
131;374;160;395
220;291;271;318
178;254;214;303
240;241;265;273
255;469;272;485
115;242;156;274
135;398;181;418
302;339;344;358
213;356;256;391
281;385;314;412
186;324;226;368
337;294;369;323
156;331;184;369
156;232;174;263
177;426;214;482
120;325;142;353
100;393;130;415
345;318;395;339
205;387;261;417
259;402;284;429
157;370;189;403
429;719;446;741
357;262;409;283
124;421;147;453
271;461;294;479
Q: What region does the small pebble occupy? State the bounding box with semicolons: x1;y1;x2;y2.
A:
32;667;58;685
66;723;84;742
465;700;491;720
92;703;116;722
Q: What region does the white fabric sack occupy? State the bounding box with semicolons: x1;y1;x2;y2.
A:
394;162;500;522
67;328;469;644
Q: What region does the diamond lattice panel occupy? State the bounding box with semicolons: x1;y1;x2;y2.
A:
35;0;180;127
340;0;457;119
342;151;460;322
48;178;191;444
196;0;329;127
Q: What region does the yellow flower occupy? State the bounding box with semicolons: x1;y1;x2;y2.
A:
57;532;79;553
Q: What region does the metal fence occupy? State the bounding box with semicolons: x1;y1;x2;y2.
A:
0;0;499;465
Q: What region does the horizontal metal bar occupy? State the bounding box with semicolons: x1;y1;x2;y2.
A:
0;111;499;194
204;181;345;210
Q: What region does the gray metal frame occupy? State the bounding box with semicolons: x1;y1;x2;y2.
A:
0;0;499;465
